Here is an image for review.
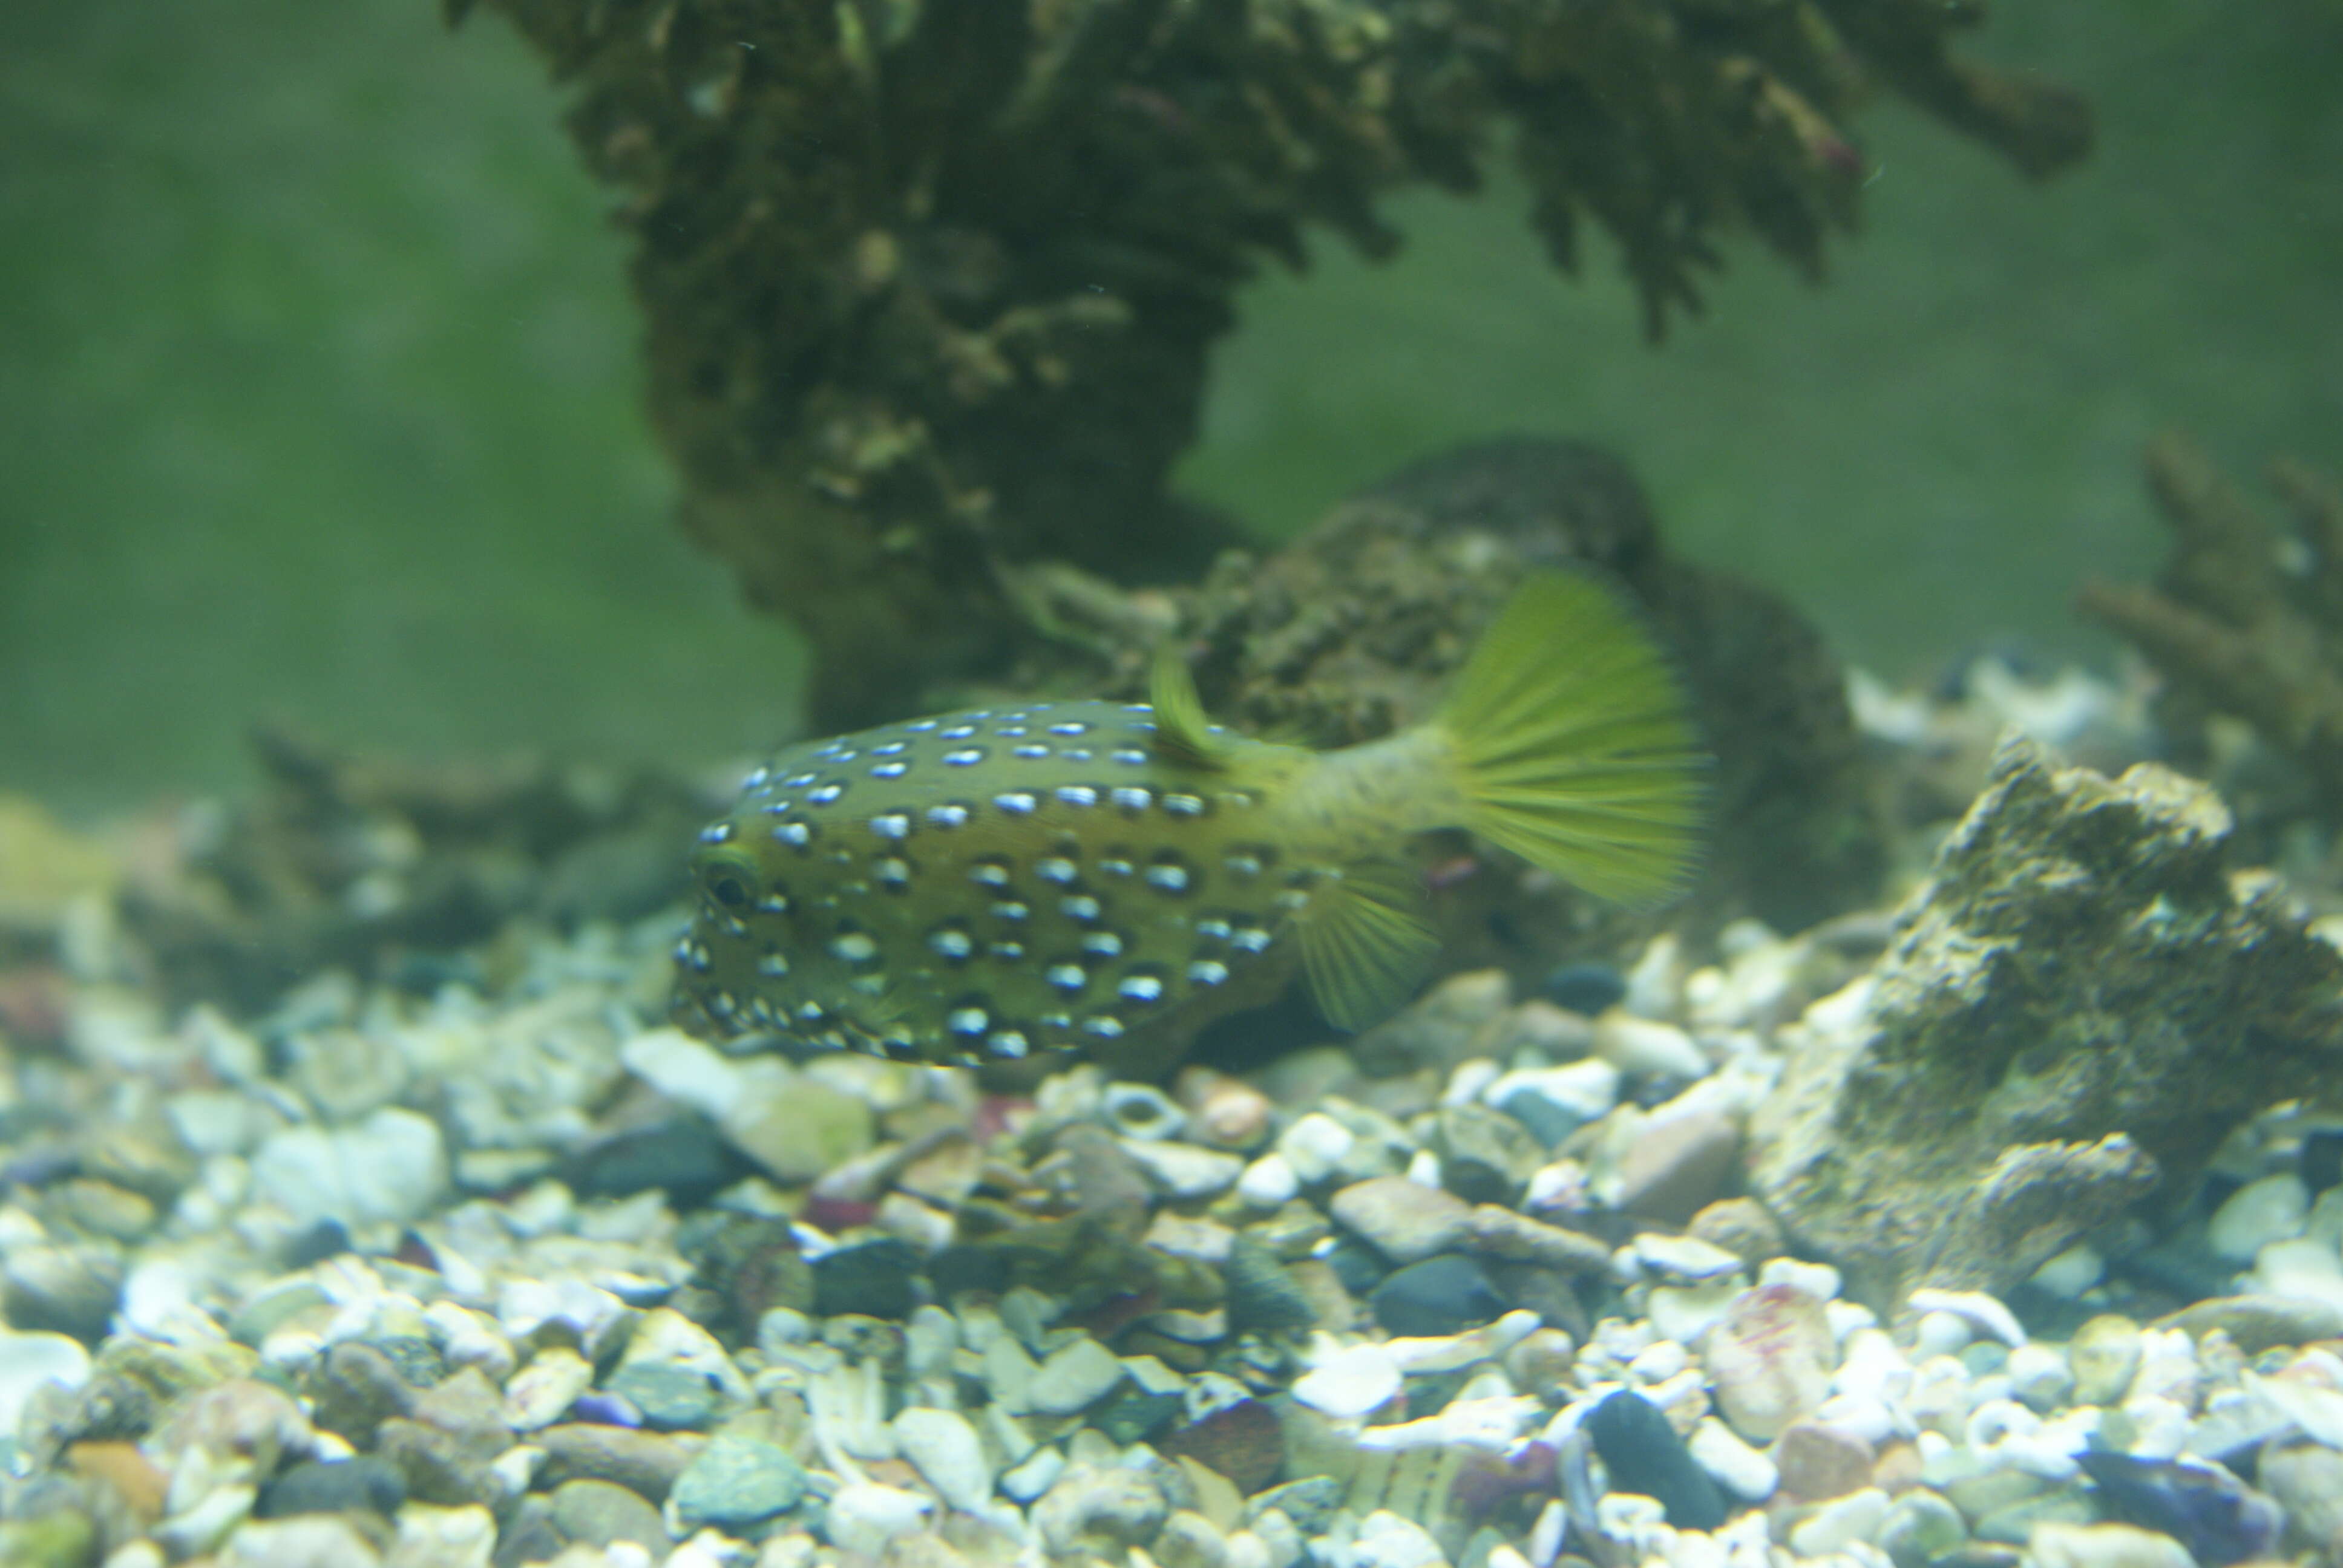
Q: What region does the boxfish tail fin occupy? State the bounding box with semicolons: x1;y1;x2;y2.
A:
1436;571;1709;906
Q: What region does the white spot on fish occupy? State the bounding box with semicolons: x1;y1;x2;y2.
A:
1061;895;1101;921
1119;974;1164;1003
1037;857;1079;884
1112;786;1152;812
1084;1014;1126;1039
1049;720;1089;736
994;791;1039;815
928;803;971;829
871;760;910;779
1112;748;1149;765
1056;785;1099;808
988;1030;1029;1058
775;822;813;847
1188;959;1228;987
944;748;986;766
832;932;879;963
1144;863;1190;892
870;813;912;838
1162;794;1206;817
1012;744;1050;760
1047;963;1087;990
810;783;845;804
948;1006;988;1036
930;929;974;959
758;952;791;977
1083;930;1124;957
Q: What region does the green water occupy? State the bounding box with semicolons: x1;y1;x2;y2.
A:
2;0;2337;806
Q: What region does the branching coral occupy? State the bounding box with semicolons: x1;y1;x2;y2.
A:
2080;431;2343;810
453;0;2088;728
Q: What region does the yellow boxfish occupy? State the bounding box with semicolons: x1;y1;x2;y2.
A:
674;572;1706;1065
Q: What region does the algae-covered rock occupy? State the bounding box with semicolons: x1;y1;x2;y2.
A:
1749;733;2343;1305
458;0;2086;729
1178;439;1886;939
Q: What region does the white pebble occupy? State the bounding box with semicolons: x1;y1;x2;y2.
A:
1788;1488;1890;1557
2008;1342;2076;1413
2209;1172;2310;1262
825;1483;932;1557
1024;1338;1127;1415
1760;1256;1842;1301
1906;1287;2025;1347
1591;1013;1708;1079
1277;1114;1355;1184
891;1406;991;1511
1294;1342;1403;1420
1688;1416;1777;1500
999;1445;1064;1503
2031;1524;2195;1568
1237;1153;1301;1208
1912;1310;1972;1359
2029;1243;2106;1299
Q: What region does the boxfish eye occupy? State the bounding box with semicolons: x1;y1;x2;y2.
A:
696;846;763;910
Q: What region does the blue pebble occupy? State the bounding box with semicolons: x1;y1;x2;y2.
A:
1585;1389;1726;1530
1541;962;1627;1018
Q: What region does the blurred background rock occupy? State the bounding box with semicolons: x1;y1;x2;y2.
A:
2;0;2338;806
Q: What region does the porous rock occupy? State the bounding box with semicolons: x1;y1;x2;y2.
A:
1750;735;2343;1303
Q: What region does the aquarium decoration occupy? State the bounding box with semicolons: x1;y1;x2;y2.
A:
453;0;2090;728
2082;430;2343;815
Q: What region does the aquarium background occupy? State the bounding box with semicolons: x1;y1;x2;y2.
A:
2;0;2338;806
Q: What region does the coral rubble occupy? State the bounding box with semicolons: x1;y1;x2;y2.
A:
456;0;2088;728
1749;733;2343;1305
2081;431;2343;813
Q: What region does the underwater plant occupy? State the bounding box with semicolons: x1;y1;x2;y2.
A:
451;0;2089;728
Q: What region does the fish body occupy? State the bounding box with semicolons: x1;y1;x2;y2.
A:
675;572;1706;1065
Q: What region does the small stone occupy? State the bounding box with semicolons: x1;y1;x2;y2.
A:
1157;1509;1231;1568
2067;1316;2142;1405
1104;1083;1188;1141
1276;1114;1356;1184
1789;1488;1891;1557
1704;1282;1833;1443
1178;1071;1273;1151
2;1245;123;1341
1613;1111;1741;1223
1584;1390;1725;1530
1878;1489;1968;1568
1461;1206;1610;1273
1541;962;1628;1017
388;1501;496;1568
1123;1140;1245;1200
2005;1344;2074;1412
1686;1417;1776;1501
826;1482;934;1555
891;1406;991;1511
1432;1105;1544;1206
1369;1255;1505;1338
2160;1292;2343;1352
2209;1173;2309;1261
1686;1200;1771;1275
1026;1337;1128;1414
1293;1344;1401;1420
1906;1287;2027;1348
808;1236;920;1320
1330;1178;1471;1265
248;1107;449;1228
1236;1154;1301;1209
1346;1511;1447;1568
1775;1420;1875;1503
1033;1465;1169;1555
2261;1441;2343;1561
255;1456;407;1519
1489;1061;1619;1147
2028;1523;2194;1568
306;1342;416;1446
1630;1233;1745;1282
1157;1398;1283;1495
605;1363;722;1431
0;1328;91;1436
503;1347;592;1431
563;1113;746;1206
670;1436;807;1531
537;1423;695;1501
552;1478;669;1552
1222;1239;1317;1335
217;1515;385;1568
1591;1013;1707;1079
